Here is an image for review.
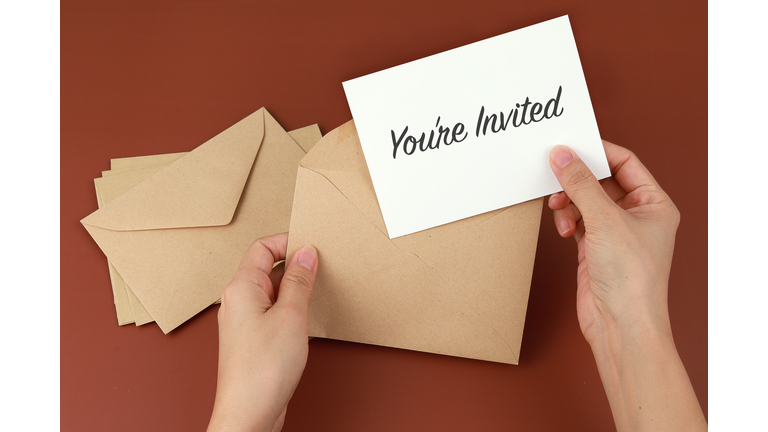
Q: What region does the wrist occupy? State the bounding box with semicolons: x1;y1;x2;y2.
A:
588;316;677;374
587;309;695;432
585;279;675;362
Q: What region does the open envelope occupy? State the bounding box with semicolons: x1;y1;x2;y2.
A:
287;121;543;364
82;108;307;333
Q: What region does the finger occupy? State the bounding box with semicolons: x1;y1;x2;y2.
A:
547;191;571;210
276;246;318;315
222;265;275;313
549;145;615;221
239;233;289;276
599;176;627;203
551;177;624;209
602;140;661;195
553;203;582;238
552;177;623;237
222;234;289;308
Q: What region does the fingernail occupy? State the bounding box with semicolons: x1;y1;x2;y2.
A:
558;218;571;235
296;246;317;270
551;146;574;169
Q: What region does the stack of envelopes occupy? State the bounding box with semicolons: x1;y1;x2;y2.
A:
81;108;322;333
82;110;543;364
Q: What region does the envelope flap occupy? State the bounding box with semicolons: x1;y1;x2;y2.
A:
299;120;390;236
82;109;266;231
300;120;510;255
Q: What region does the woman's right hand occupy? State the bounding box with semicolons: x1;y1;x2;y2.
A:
547;141;679;349
547;141;706;432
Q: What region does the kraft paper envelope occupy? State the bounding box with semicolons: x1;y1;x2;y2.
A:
102;124;321;175
94;180;138;326
82;108;307;333
92;124;323;327
287;121;543;364
95;166;166;326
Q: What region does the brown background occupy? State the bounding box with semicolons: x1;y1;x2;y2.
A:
61;1;707;430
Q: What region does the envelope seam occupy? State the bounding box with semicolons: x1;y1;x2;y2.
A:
307;167;404;253
471;308;518;363
407;209;506;258
409;251;518;363
408;199;542;259
405;252;444;283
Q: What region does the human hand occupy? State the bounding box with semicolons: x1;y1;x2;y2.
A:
207;233;318;432
547;141;679;347
548;142;706;431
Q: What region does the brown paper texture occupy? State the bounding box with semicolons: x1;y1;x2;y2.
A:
95;168;166;325
110;152;189;170
286;124;323;154
92;124;322;328
103;124;320;175
83;109;311;333
287;120;542;364
94;180;135;325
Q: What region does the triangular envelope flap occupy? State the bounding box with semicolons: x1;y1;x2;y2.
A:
299;120;514;257
291;166;403;287
287;124;323;154
299;120;390;235
81;109;266;231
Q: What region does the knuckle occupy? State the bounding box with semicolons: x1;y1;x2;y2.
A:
236;267;270;289
221;267;270;304
565;203;581;221
626;149;638;163
217;303;225;323
669;203;681;228
565;167;596;190
220;281;240;307
282;271;313;289
613;149;638;175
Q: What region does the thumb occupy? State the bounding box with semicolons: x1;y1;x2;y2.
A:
276;246;318;314
549;145;613;220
